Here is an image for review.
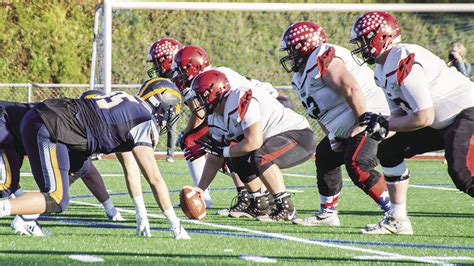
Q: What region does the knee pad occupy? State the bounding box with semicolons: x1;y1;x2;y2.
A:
382;162;410;183
317;167;343;196
43;193;69;213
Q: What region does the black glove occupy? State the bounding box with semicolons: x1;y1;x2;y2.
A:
358;112;389;141
197;137;225;157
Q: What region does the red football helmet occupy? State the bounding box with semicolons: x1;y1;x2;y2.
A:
350;12;401;65
190;70;231;118
280;21;327;73
147;38;183;79
172;45;210;89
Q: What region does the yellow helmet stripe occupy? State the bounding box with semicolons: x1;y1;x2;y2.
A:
83;94;101;99
137;77;168;97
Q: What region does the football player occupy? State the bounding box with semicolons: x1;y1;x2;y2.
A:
278;22;391;227
147;38;184;162
350;12;474;234
185;70;316;221
0;91;124;236
172;45;286;217
0;80;190;239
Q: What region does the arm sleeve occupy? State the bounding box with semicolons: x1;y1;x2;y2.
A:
400;64;433;113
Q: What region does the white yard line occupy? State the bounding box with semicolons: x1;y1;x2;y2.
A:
408;185;459;191
354;255;473;262
69;199;445;264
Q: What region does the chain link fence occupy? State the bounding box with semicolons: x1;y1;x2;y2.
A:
0;84;325;152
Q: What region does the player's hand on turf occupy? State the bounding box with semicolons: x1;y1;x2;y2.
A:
136;212;152;237
358;112;389;141
196;137;225;157
184;143;206;161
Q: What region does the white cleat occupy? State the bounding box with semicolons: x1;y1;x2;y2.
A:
11;215;46;236
107;210;125;222
292;210;341;227
171;224;190;240
360;214;413;235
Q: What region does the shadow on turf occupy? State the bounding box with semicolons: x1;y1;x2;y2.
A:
0;250;417;264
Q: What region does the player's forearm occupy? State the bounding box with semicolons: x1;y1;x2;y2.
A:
197;155;222;191
343;85;367;119
227;138;262;157
184;112;204;133
388;108;434;132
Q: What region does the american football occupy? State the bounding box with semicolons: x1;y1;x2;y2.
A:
180;186;206;220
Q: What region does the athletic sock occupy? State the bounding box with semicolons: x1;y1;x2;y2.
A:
320;193;339;213
391;202;407;218
378;189;391;213
0;200;12;217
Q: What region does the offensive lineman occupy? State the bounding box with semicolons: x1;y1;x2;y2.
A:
279;22;391;227
172;45;282;216
350;12;474;234
185;70;316;221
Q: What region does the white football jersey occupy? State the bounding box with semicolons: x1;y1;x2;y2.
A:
374;43;474;129
182;66;278;101
291;43;389;139
208;88;310;142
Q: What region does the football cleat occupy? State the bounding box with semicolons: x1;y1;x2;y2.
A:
233;193;270;219
218;189;250;217
257;195;296;222
11;215;47;236
360;214;413;235
171;224;191;240
292;210;340;226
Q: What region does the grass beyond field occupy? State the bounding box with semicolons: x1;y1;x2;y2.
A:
0;159;472;265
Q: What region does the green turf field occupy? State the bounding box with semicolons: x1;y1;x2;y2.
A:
1;159;472;265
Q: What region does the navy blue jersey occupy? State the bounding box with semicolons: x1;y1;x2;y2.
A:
36;91;158;155
0;101;37;154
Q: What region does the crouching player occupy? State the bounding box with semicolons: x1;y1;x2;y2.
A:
0;80;190;239
0;91;123;236
185;70;316;221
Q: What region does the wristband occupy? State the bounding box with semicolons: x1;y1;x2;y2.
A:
223;146;231;157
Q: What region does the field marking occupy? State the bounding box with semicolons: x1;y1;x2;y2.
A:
68;199;445;264
354;255;473;262
408;184;459;191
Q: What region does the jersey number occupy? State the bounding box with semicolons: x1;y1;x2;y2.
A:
96;92;138;109
302;96;320;119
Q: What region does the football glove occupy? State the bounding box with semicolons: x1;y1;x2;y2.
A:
171;223;191;240
197;137;225;157
183;144;206;161
358;112;389;141
136;212;152;237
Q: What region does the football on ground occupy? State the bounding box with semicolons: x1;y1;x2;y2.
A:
180;186;206;220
